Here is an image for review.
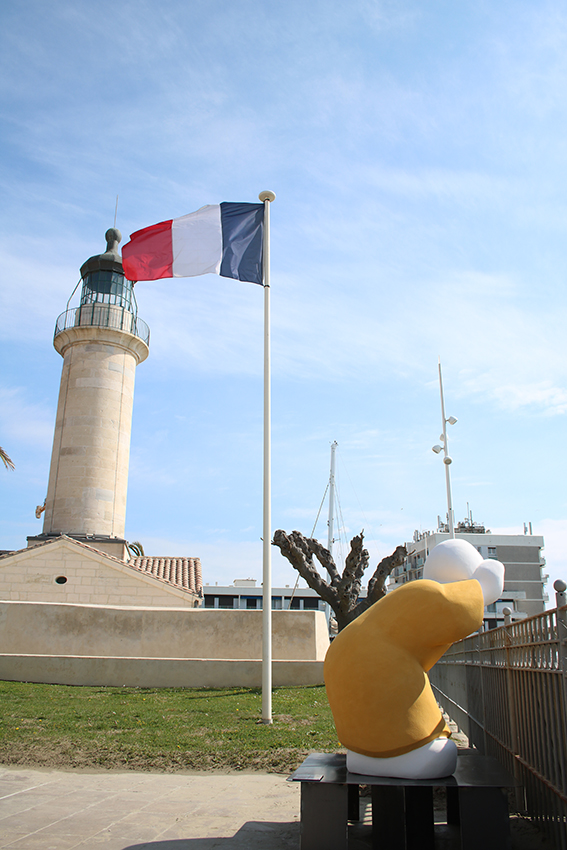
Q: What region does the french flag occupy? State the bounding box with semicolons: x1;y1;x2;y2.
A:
122;202;264;285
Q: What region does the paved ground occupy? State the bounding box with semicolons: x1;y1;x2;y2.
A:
0;766;301;850
0;765;551;849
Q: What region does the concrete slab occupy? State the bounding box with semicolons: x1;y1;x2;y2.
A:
0;767;300;850
0;764;550;849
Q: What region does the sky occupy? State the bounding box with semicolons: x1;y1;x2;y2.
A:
1;0;567;604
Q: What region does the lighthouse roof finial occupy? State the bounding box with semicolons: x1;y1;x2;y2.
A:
80;228;124;279
104;228;122;259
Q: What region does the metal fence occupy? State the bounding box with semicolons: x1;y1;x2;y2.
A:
430;582;567;849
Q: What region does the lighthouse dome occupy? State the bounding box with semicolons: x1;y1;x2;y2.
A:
79;229;133;311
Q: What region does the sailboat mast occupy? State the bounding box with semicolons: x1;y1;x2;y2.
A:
327;441;338;555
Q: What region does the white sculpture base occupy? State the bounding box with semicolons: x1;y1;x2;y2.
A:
346;737;458;779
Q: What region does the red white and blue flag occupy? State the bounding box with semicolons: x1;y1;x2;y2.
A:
122;202;264;285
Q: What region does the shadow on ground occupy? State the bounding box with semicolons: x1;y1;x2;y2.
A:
123;821;300;850
121;813;551;850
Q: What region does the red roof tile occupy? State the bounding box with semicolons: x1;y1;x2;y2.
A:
128;556;202;596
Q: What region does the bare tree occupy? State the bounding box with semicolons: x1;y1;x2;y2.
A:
272;529;406;632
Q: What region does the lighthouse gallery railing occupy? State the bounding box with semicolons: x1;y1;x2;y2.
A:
54;305;150;347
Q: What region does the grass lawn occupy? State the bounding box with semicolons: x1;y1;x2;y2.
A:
0;681;341;773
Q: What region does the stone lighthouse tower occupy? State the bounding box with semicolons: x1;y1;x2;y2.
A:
28;229;149;559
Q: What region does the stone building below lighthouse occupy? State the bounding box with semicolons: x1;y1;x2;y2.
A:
1;229;202;609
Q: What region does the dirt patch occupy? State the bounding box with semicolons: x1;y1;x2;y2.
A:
0;741;309;774
272;714;312;726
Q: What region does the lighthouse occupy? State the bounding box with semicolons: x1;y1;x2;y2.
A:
28;229;149;559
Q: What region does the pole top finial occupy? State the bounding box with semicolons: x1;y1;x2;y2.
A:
259;190;276;202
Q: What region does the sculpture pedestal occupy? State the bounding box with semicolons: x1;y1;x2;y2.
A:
288;751;516;850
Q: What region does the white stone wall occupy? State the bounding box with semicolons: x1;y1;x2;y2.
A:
0;601;329;662
0;541;329;687
0;656;325;689
0;540;197;608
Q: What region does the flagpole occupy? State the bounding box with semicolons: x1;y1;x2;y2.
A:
259;189;275;724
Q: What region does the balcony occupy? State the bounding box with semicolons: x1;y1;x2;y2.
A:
54;305;150;347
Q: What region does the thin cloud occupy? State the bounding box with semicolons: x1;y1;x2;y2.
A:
0;387;54;449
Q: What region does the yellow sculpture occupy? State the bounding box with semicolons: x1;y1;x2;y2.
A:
324;539;504;778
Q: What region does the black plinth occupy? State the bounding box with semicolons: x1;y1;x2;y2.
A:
288;751;517;850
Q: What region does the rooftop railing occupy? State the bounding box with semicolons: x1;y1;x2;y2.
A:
54;305;150;347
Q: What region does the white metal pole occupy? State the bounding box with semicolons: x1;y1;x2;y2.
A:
259;190;275;724
325;441;338;628
438;359;455;538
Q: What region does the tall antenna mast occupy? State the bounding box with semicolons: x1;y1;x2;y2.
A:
432;358;457;538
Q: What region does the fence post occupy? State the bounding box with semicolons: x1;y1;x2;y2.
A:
554;580;567;810
502;607;523;810
556;580;567;676
556;579;567;616
554;579;567;678
474;631;488;754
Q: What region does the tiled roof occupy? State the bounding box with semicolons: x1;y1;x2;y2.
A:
0;536;203;599
128;556;202;596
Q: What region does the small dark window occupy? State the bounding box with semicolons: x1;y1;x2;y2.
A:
218;596;236;608
55;576;67;585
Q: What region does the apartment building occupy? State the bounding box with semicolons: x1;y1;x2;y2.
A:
389;519;547;629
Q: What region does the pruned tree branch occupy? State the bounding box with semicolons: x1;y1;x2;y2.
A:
272;529;407;632
271;530;339;609
367;545;407;605
307;536;342;587
336;533;368;619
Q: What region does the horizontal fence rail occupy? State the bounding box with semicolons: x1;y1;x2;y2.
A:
430;584;567;850
54;306;150;347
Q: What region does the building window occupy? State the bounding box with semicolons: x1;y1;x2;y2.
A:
218;596;236;608
303;598;320;610
488;547;497;558
246;597;258;609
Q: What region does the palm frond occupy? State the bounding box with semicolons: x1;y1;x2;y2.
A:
0;447;15;471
